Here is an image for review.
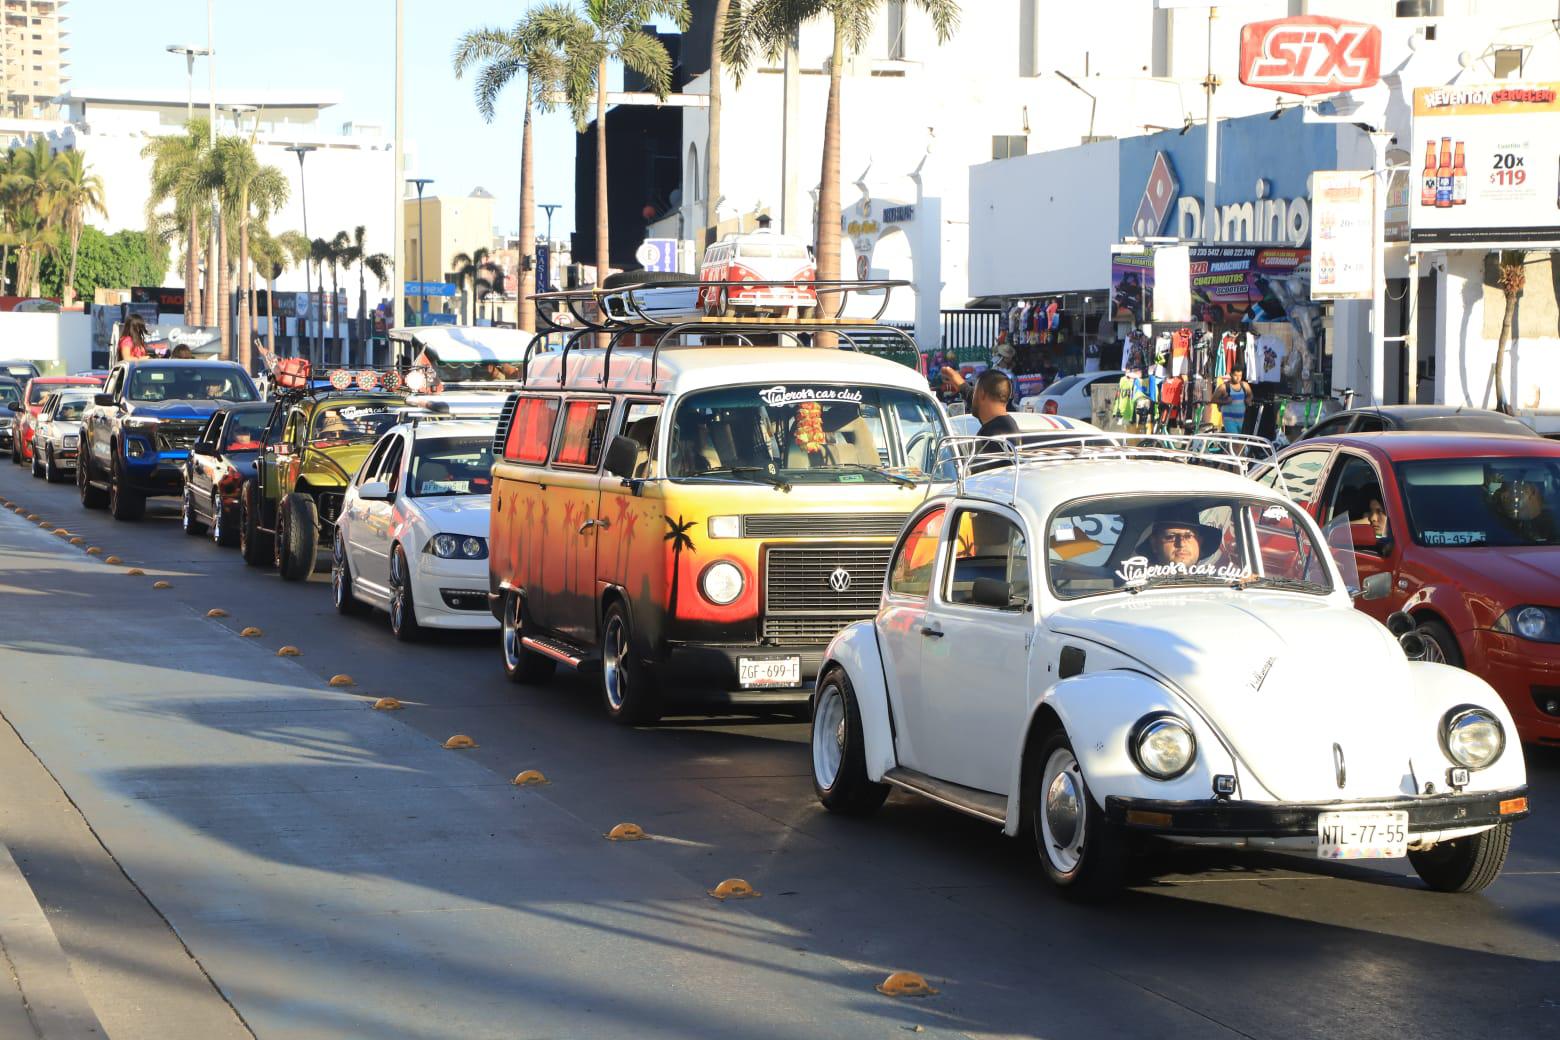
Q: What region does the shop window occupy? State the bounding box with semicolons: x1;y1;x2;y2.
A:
553;399;613;468
889;507;945;598
503;396;560;464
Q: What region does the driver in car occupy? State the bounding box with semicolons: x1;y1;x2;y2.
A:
1146;511;1222;567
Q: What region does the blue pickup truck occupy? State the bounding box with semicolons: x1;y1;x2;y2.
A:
78;359;259;521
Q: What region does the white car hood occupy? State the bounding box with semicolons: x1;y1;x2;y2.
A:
407;494;491;537
1049;592;1425;802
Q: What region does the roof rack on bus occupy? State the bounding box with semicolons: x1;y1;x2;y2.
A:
517;318;921;393
935;432;1279;505
530;278;910;333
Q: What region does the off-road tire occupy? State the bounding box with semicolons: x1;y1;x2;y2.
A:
275;493;319;581
811;668;890;816
78;450;107;509
1409;822;1512;893
108;452;145;522
501;591;556;684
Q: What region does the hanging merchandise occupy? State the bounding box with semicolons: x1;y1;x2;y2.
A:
1170;327;1192;378
1254;331;1286;383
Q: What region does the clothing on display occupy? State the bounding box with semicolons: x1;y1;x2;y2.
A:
1254;333;1286;383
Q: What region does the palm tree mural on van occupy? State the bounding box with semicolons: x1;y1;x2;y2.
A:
664;515;697;621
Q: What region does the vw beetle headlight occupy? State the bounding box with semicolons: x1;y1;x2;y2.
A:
1494;605;1559;643
1129;713;1196;780
699;560;744;605
1441;706;1504;770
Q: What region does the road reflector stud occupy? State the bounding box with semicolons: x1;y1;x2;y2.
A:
276;646;301;657
328;674;354;687
86;547;101;555
53;528;69;536
69;537;83;545
709;878;759;900
443;734;477;749
105;556;123;565
240;626;262;637
877;972;938;998
206;608;228;618
512;769;547;786
25;513;38;520
371;697;403;711
152;581;171;589
606;823;646;841
126;568;145;576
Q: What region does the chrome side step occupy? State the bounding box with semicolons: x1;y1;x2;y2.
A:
521;635;591;669
882;767;1007;825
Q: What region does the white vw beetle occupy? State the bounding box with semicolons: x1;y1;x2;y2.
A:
333;413;499;640
813;434;1529;896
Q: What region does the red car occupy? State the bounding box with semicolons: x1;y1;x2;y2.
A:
10;375;102;465
1266;432;1560;745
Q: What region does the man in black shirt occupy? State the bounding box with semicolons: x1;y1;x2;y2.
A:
941;367;1019;439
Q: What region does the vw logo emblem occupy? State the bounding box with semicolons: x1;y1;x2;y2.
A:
828;567;853;592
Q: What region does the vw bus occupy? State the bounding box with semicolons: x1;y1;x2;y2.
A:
697;226;817;317
489;297;945;725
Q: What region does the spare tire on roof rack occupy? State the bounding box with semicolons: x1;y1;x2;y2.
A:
601;270;693;289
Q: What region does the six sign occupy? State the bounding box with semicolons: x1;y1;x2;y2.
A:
1239;16;1382;97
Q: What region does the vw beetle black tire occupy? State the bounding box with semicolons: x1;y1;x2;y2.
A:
275;493;319;581
811;668;890;816
501;592;556;684
1028;729;1129;899
600;601;661;725
1413;617;1463;668
1408;822;1512;893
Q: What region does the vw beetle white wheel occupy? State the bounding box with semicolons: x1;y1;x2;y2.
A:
812;682;847;791
1041;747;1087;875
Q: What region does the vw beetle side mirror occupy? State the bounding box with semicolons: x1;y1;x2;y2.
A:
603;435;639;480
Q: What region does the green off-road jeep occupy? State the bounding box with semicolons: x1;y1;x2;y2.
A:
239;385;406;579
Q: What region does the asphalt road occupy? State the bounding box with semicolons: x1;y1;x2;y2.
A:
0;460;1557;1040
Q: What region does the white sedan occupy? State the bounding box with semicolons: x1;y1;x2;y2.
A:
812;432;1528;897
332;417;499;640
1018;371;1124;422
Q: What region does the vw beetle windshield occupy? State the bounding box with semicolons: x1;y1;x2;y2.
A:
668;384;944;485
1047;493;1332;599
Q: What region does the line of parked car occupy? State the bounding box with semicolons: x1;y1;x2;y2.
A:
2;303;1553;898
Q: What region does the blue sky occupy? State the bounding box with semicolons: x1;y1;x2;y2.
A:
71;0;599;242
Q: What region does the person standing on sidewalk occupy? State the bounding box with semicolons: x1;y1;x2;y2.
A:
1214;366;1251;435
941;367;1019;440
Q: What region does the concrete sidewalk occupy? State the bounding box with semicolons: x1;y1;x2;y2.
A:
0;832;107;1040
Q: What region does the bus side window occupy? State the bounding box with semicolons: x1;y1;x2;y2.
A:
619;401;662;478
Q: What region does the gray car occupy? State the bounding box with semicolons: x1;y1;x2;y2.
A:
1296;405;1539;441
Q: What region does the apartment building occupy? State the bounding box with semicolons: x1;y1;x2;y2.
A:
2;0;66;119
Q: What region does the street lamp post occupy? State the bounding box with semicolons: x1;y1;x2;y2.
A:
287;145;317;364
166;43;210;327
409;178;434;324
539;203;560;290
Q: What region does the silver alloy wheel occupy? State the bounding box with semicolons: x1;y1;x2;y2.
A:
1041;747;1087;875
182;489;194;531
502;594;524;671
389;550;406;631
211;496;223;544
332;536;348;608
1417;630;1449;665
602;613;627;711
812;681;847;791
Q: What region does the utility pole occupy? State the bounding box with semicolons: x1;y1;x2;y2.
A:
392;0;406;348
165;43;209;327
409;178;434;324
207;0;221;352
286;145;317;364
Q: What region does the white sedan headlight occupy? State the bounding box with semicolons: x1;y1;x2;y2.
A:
1130;714;1197;780
426;534;487;559
1441;706;1504;770
699;560;744;605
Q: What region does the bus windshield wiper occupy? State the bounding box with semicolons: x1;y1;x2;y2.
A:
815;462;917;488
691;466;792;492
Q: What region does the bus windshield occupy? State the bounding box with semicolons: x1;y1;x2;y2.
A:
668;383;944;485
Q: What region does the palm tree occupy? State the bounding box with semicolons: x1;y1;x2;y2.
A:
532;1;689;295
276;230;312;357
3;137;64;299
704;0;732;247
309;236;333;365
454;8;574;333
723;0;959;323
342;224;391;345
48;150;106;308
325;231;353;364
451;247;497;325
215;134;289;369
1493;250;1527;415
249;227;285;359
143;118;214;325
664;514;697;621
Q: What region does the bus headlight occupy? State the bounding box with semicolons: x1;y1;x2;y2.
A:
699;561;744;606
